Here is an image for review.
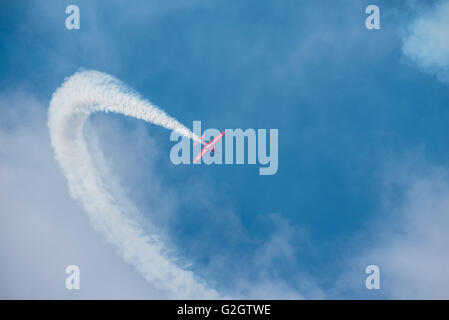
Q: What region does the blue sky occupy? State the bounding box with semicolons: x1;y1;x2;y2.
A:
1;0;449;298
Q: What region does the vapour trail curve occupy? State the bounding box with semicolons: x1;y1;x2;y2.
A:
48;70;219;298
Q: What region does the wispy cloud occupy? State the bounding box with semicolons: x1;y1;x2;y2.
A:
402;0;449;83
337;153;449;299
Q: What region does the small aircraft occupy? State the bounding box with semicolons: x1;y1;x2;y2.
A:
193;131;226;163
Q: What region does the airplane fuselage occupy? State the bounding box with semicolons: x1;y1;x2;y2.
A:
205;141;214;150
203;141;215;155
193;131;225;164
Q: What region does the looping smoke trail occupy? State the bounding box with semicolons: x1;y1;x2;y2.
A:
48;70;218;298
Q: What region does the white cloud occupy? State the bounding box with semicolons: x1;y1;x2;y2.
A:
334;2;449;298
402;0;449;83
340;156;449;299
373;169;449;298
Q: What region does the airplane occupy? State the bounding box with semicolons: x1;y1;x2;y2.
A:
193;131;226;163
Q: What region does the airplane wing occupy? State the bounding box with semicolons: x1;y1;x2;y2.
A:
208;131;225;147
194;146;209;163
193;133;206;147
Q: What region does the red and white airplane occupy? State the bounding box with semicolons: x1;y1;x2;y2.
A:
193;131;226;163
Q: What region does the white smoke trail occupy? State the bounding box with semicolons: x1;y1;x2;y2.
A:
48;70;219;299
